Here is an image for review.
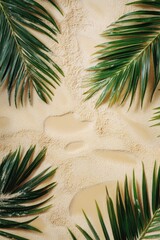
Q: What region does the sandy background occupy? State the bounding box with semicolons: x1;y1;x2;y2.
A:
0;0;160;239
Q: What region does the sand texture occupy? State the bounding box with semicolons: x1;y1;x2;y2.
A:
0;0;160;239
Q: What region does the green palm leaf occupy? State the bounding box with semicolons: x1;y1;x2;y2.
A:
151;106;160;128
84;0;160;108
0;146;56;239
69;162;160;239
0;0;63;106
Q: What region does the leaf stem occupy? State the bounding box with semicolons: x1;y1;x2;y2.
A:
107;28;160;77
0;2;29;71
139;209;159;239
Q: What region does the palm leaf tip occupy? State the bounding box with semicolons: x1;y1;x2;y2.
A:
47;0;63;16
0;146;57;239
0;0;64;106
85;0;160;108
68;229;78;240
72;161;160;239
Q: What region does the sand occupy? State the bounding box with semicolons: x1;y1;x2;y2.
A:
0;0;160;239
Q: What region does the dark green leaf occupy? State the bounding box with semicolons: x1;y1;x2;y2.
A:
0;146;56;239
0;0;63;106
72;161;160;239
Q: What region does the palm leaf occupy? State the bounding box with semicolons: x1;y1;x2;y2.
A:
84;0;160;108
0;146;56;239
69;162;160;239
0;0;63;106
150;106;160;128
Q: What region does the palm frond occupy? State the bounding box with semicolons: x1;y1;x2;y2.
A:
0;146;56;239
84;0;160;108
69;162;160;239
151;106;160;128
0;0;63;106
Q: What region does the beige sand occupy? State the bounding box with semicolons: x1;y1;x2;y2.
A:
0;0;160;239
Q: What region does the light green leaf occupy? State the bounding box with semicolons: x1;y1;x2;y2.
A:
84;0;160;108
